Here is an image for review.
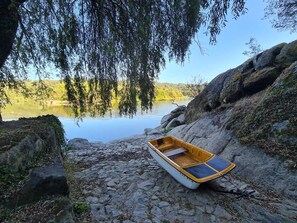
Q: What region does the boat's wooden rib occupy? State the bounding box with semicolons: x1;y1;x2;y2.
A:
148;136;236;189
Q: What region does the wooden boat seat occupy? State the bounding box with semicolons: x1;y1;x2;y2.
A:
163;148;187;157
158;143;175;151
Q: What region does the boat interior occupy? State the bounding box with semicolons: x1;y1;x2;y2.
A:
149;136;234;181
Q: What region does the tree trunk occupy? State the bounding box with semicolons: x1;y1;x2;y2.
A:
0;0;25;69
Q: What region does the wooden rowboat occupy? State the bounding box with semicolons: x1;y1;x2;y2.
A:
148;136;236;189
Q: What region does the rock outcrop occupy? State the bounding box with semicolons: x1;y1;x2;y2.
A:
185;40;297;162
0;116;74;223
0;116;62;171
17;157;69;205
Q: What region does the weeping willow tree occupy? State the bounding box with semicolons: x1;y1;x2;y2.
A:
265;0;297;33
0;0;248;119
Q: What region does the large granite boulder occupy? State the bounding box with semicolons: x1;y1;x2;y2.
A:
275;40;297;68
15;157;69;205
185;39;297;124
183;40;297;178
253;43;286;70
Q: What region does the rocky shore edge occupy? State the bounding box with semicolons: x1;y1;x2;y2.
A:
64;104;297;222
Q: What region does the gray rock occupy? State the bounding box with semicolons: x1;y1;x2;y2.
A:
243;67;280;93
177;208;195;216
133;203;148;221
105;205;123;218
161;113;180;125
144;128;153;135
16;157;68;205
165;118;181;129
276;40;297;68
272;120;289;132
106;179;118;187
159;201;170;208
86;196;99;204
151;206;162;218
138;179;155;190
176;114;185;124
214;205;232;220
253;43;285;70
171;105;186;114
185;39;297;124
161;113;174;124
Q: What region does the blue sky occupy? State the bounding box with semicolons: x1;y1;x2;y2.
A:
158;0;297;84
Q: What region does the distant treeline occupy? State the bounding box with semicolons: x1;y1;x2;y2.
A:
6;80;206;103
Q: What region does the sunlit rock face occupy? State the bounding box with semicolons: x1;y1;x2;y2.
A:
185;40;297;162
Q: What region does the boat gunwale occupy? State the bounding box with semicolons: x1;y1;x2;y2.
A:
148;136;236;183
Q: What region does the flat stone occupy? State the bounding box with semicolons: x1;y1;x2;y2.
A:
105;205;122;218
98;194;111;204
107;179;118;187
86;196;99;204
159;201;170;208
177;209;196;216
151;195;159;200
214;205;232;220
133;203;148;221
137;179;155;190
210;215;217;223
205;205;213;214
151;206;162;218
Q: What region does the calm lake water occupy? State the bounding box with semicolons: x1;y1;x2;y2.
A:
3;100;189;142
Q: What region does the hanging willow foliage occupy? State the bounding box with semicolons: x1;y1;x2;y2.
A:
0;0;247;117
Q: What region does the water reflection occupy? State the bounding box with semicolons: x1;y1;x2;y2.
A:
3;100;189;142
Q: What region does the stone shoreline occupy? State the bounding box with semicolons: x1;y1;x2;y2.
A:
66;135;297;223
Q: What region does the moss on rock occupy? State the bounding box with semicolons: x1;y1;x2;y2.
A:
237;62;297;162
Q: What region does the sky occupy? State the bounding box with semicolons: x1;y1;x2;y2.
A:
158;0;297;84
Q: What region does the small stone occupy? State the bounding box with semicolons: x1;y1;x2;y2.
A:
105;205;122;218
159;201;170;208
137;179;155;190
151;206;162;218
133;203;148;221
107;187;116;191
178;209;195;216
214;205;232;220
210;215;216;223
107;179;117;187
205;205;213;214
98;195;111;204
239;184;248;191
86;196;99;204
151;195;159;200
176;188;186;193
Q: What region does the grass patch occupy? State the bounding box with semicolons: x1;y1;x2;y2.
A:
73;201;89;214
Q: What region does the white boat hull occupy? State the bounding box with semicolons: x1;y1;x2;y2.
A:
148;146;200;189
